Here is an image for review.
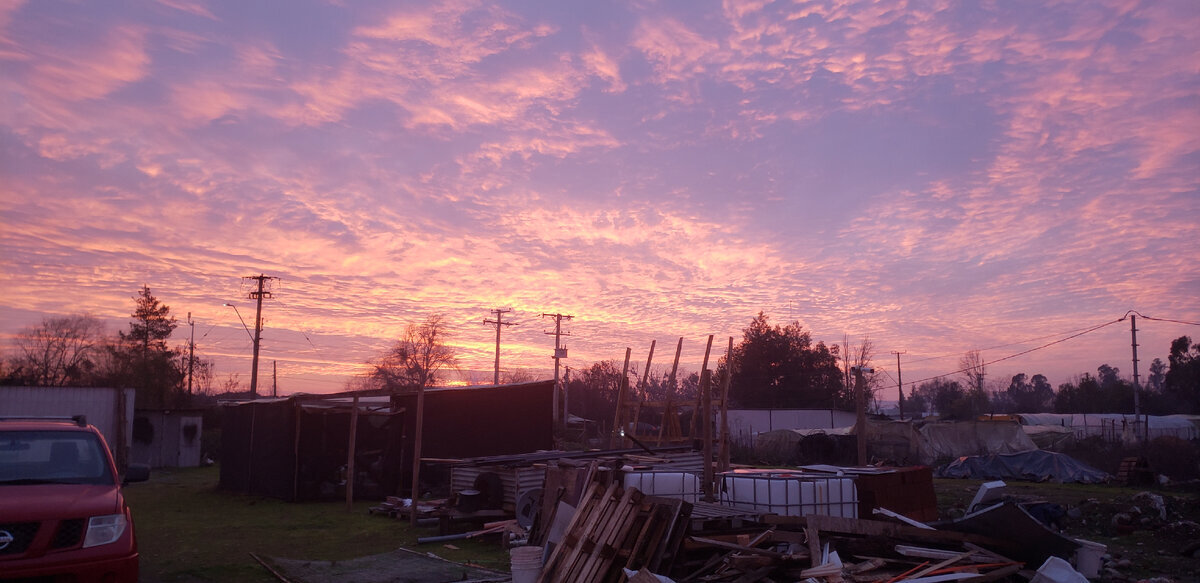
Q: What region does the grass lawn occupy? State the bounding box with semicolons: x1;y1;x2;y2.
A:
125;465;512;582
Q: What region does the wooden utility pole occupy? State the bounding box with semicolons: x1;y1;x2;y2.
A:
542;313;573;431
244;274;276;397
272;360;278;398
483;309;514;385
892;351;906;420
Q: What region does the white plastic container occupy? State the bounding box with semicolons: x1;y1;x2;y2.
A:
1073;538;1106;578
718;470;858;518
1029;556;1088;583
509;545;544;583
622;472;701;503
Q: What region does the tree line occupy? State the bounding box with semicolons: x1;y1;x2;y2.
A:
0;286;215;408
8;298;1198;423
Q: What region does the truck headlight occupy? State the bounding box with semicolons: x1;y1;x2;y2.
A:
83;514;128;548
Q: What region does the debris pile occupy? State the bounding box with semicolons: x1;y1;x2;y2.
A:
379;448;1121;581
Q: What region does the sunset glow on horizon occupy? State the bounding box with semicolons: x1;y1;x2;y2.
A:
1;0;1197;397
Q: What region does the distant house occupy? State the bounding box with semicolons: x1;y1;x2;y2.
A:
219;380;555;501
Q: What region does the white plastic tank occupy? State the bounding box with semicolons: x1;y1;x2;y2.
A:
622;472;701;503
718;470;858;518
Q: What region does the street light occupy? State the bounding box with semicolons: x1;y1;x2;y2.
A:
223;303;254;342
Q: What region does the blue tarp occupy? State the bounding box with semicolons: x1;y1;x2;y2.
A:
934;450;1111;484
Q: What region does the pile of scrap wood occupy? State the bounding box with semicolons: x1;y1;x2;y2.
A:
536;479;692;582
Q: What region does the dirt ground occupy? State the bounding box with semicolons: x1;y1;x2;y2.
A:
932;479;1200;582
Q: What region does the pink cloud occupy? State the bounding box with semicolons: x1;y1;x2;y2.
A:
26;25;149;102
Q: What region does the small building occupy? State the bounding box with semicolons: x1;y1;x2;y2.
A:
130;409;204;468
219;380;555;501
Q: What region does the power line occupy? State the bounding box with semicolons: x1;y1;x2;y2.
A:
904;321;1116;365
906;317;1125;387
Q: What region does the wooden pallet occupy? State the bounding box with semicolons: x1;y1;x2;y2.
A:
538;483;690;583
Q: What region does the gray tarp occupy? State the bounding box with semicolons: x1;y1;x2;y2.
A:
934;450;1111;484
917;421;1037;464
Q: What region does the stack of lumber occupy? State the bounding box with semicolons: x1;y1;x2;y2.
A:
537;481;691;583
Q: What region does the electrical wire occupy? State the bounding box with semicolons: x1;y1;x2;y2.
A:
905;317;1126;387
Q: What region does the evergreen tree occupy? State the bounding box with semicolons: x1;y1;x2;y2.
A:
106;286;184;407
727;313;843;409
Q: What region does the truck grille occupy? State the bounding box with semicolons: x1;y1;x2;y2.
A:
0;521;39;555
51;518;85;549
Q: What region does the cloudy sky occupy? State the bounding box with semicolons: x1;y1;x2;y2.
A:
1;0;1197;397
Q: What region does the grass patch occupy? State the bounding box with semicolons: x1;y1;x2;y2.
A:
125;465;511;583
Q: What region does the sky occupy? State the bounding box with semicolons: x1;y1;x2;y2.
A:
1;0;1197;398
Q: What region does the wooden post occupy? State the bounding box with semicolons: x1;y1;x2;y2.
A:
346;394;359;511
658;338;683;446
410;385;427;524
114;388;128;474
639;340;656;399
855;369;867;466
691;336;713;438
293;400;302;502
719;336;733;472
699;335;714;501
612;348;633;447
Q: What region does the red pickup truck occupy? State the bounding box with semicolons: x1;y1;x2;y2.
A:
0;416;148;582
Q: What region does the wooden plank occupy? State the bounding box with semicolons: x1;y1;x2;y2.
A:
792;515;1009;547
686;536;786;559
961;563;1023;582
907;551;975;579
805;525;821;568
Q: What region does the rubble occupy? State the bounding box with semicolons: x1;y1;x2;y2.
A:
372;449;1188;581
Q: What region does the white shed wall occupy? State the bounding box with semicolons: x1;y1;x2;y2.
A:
0;386;135;454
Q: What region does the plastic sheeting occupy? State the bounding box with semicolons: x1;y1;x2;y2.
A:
934;450;1111;484
1017;413;1198;441
918;421;1037;464
1023;425;1076;451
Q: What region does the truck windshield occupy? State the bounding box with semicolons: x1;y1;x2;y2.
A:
0;431;115;485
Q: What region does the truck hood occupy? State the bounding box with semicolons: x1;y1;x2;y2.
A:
0;484;122;521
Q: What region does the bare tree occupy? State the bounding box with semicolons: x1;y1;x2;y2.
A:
959;350;986;393
841;335;880;408
12;315;107;386
370;315;458;392
958;350;990;417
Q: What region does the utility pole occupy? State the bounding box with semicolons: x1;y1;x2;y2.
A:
186;312;195;395
244;274;275;397
1130;314;1143;442
272;360;278;398
892;351;905;420
542;313;573;432
483;308;514;385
